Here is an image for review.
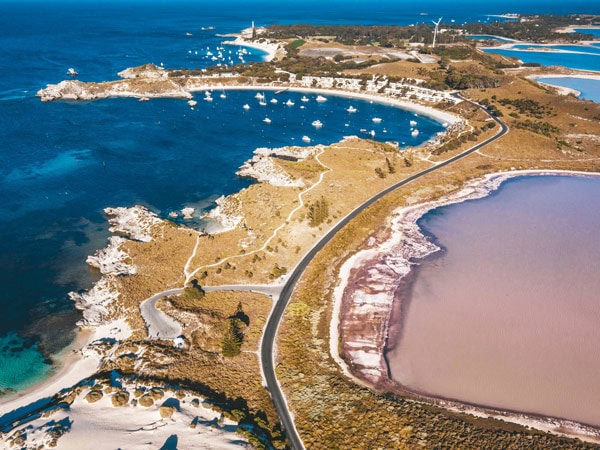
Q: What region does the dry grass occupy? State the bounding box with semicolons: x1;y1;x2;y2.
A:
276;152;599;448
345;60;441;79
96;56;600;447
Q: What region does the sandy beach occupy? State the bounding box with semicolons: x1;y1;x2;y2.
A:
0;319;130;419
330;168;600;443
223;36;281;62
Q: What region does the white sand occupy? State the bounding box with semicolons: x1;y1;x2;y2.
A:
0;319;130;418
3;381;247;449
223;36;280;62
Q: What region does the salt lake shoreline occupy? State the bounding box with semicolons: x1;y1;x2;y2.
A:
331;169;600;443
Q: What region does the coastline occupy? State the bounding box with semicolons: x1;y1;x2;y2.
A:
222;36;281;62
191;84;461;126
0;319;130;419
0;206;162;420
1;87;457;419
330;168;600;442
528;73;600;99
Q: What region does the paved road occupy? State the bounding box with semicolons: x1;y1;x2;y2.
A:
139;285;284;340
260;94;508;450
139;288;184;339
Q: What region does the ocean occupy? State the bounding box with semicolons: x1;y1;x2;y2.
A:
1;0;599;394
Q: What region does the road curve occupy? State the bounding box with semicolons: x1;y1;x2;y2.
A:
260;93;508;450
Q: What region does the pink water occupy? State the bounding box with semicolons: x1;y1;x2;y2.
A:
386;175;600;426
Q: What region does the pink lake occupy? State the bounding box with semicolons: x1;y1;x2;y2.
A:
386;175;600;426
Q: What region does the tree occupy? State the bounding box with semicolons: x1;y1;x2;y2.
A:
307;196;329;227
222;317;244;357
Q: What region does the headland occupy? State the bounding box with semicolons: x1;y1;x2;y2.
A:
4;16;600;448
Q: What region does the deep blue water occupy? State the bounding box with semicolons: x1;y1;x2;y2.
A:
1;0;600;394
574;28;600;38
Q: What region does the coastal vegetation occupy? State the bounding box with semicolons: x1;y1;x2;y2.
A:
307;196;330;227
222;303;248;357
266;15;599;46
14;14;600;448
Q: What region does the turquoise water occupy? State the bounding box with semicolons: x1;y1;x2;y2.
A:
0;334;52;394
536;77;600;102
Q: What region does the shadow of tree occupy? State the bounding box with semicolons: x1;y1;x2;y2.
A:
159;434;178;450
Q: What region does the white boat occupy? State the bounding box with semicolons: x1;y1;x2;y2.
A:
311;120;323;128
204;94;213;102
301;96;309;102
259;98;267;106
186;32;193;36
372;117;382;123
346;106;357;113
410;120;417;127
270;98;278;104
316;95;327;102
411;129;420;137
220;91;227;99
369;130;376;137
188;100;197;107
255;92;265;100
139;96;149;102
263;117;272;124
302;136;311;143
300;105;305;109
67;68;78;76
285;99;295;106
243;104;250;110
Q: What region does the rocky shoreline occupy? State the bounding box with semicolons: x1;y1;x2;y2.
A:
69;206;161;326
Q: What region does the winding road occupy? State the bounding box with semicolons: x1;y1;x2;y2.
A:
138;94;507;449
259;93;509;450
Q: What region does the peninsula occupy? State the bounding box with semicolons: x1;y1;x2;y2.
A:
4;16;600;449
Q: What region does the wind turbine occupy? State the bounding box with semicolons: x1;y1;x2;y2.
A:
432;17;442;48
